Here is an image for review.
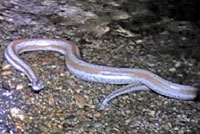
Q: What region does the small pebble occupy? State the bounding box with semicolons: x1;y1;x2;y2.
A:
169;67;176;72
0;15;4;20
2;62;11;70
10;107;26;121
3;79;16;89
16;84;24;90
1;70;13;76
149;110;156;117
48;95;55;106
175;61;181;68
92;25;110;36
94;112;101;118
135;39;143;44
74;94;86;108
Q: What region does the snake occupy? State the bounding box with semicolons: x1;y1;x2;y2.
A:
4;38;198;109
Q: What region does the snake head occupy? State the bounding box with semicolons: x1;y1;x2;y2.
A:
31;79;44;91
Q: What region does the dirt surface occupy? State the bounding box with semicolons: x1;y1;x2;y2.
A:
0;0;200;134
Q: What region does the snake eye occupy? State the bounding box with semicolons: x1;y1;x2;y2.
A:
32;80;44;91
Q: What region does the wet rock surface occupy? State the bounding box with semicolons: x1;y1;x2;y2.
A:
0;0;200;134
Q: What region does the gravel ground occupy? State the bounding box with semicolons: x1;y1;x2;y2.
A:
0;0;200;134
